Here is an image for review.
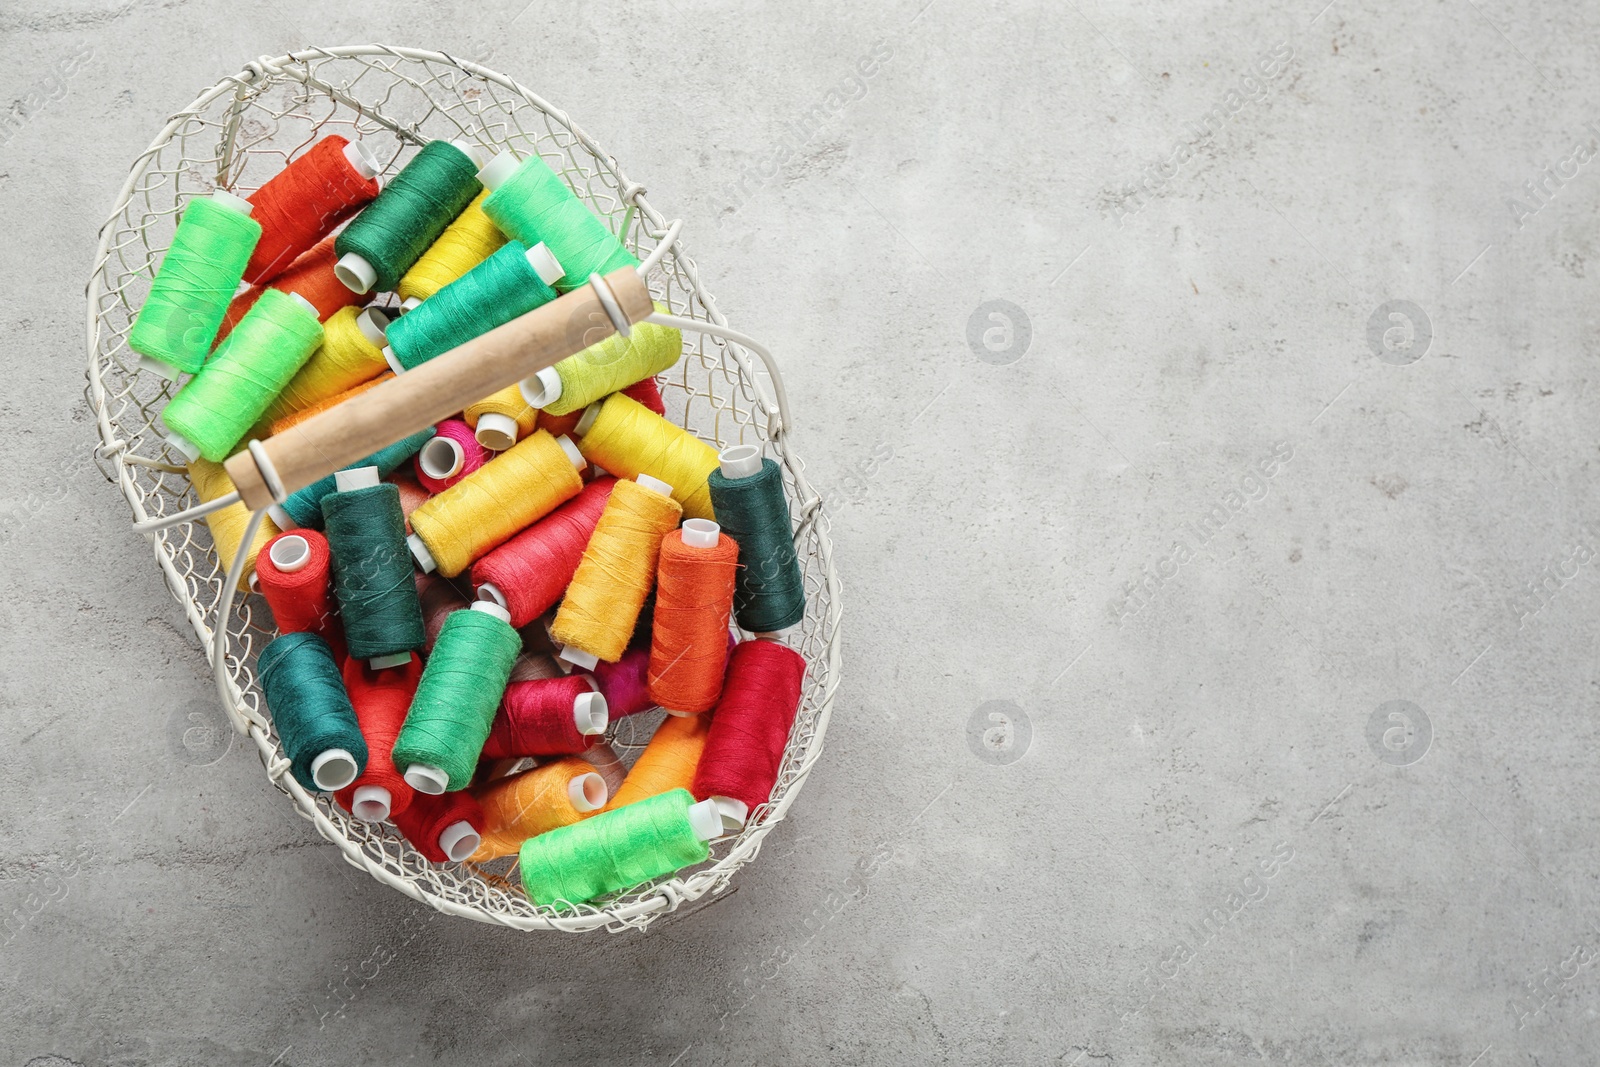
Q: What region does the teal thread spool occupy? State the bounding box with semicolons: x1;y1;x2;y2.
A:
382;240;565;372
160;289;324;462
706;446;806;633
392;601;521;793
519;309;681;416
270;427;435;530
256;630;368;792
478;150;639;293
129;190;262;379
333;140;483;294
516;788;722;906
321;467;426;668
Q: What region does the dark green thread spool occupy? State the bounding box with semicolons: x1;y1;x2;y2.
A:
321;468;426;667
706;447;806;633
256;630;368;792
334;140;483;294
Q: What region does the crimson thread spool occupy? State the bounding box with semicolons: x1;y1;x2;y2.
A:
220;234;370;343
254;530;335;639
471;477;615;628
335;653;421;822
692;639;807;833
414;418;488;493
587;645;655;718
391;789;484;863
245;135;380;284
648;520;738;715
485;675;609;758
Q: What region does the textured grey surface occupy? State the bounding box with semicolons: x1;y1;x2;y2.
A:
3;0;1599;1063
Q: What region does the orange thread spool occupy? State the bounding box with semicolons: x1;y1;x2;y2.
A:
219;234;370;342
648;521;738;714
267;372;392;437
603;712;712;810
469;757;609;860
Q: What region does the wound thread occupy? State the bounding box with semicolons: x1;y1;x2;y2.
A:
276;427;434;530
707;456;807;633
692;639;807;817
576;393;719;520
470;757;607;860
322;480;425;661
334;653;421;821
259;305;389;428
398;189;507;303
516;788;708;907
648;526;739;714
391;789;484;864
414;418;489;494
622;375;666;416
470;477;614;628
256;630;368;793
257;529;335;637
268;371;392;438
335;140;481;292
588;645;655;718
604;712;712;810
220;234;368;344
485;675;601;758
245;134;379;283
386;241;560;370
464;384;538;451
535;313;681;416
189;458;281;591
481;153;639;292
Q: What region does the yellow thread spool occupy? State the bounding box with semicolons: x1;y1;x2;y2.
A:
464;383;537;452
575;393;719;520
259;306;390;428
407;430;586;578
604;713;712;810
551;476;682;662
397;190;507;305
469;757;608;860
267;372;392;438
189;458;281;591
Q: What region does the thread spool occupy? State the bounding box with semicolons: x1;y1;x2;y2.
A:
575;393;719;520
256;530;335;637
485;675;608;758
478;150;640;292
470;758;609;860
160;290;324;463
587;645;655;718
393;601;522;794
270;426;434;530
551;475;683;662
390;468;430;532
245;135;381;283
622;375;666;416
188;458;280;591
255;631;368;793
577;741;628;797
259;306;390;428
321;466;426;668
707;446;807;633
516;788;720;907
383;241;563;372
398;189;508;304
407;430;586;578
334;139;483;294
604;711;713;811
464;384;539;451
129;190;261;378
413;418;488;493
693;639;807;833
510;652;565;683
415;571;470;653
647;521;738;714
268;371;392;438
391;789;484;864
519;312;680;416
470;477;614;628
218;234;369;344
334;653;421;822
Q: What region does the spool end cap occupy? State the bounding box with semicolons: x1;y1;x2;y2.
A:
718;444;762;479
334;252;377;294
438;819;481;862
311;748;359;791
568;772;607;813
137;353;183;383
334;465;380;492
382;345;406;375
417;436;464;480
164;430;201;464
476;582;508;610
711;796;749;833
351;785;392;822
210;188;254;216
524;242;566;286
687;799;725;842
356;307;389;346
284;291;319;318
404;763;450;795
474;412;519;452
268;534;311;573
342;138;381;180
399;296;422;312
476;149;520;191
636;473;673;497
519;366;563;409
575;403;602;436
558;645;598;671
680;519;720;548
266;504;296;530
555;434;585;471
369;652;413;670
574;691;608;735
470;599;511;624
407;533;437;574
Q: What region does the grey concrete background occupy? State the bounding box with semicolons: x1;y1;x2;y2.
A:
3;0;1598;1063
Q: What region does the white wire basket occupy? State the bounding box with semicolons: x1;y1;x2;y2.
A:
84;45;842;932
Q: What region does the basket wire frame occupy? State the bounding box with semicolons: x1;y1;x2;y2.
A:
84;45;842;933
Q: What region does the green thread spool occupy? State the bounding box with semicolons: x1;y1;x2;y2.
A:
478;150;639;293
321;467;426;668
129;190;262;379
383;240;565;372
520;306;681;416
516;788;721;907
333;140;483;294
707;447;806;633
392;602;521;793
271;427;435;530
160;289;324;463
256;630;368;792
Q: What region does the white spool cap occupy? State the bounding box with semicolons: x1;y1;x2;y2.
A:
556;434;585;471
137;354;182;382
286;291;319;319
407;533;437;574
524;242;566;286
209;188;254;216
351;785;392;822
268;534;311;573
558;644;598;671
369;652;412;670
450;140;487;170
719;444;762;480
164;430;201;464
267;504;296;530
687;799;725;842
574;691;608;735
575;403;602;436
438;819;481;862
476;582;508;609
636;473;673;497
417;435;464;480
356;307;389;346
710;796;749;833
404;763;450;795
474;413;520;451
519;366;563;409
334;465;380;492
342;139;380;180
400;297;422;313
476;149;520;192
334;252;378;294
568;772;607;814
311;748;359;791
680;519;720;548
471;599;512;624
382;345;406;375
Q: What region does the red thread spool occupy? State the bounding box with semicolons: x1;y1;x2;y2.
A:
255;530;336;638
245;135;381;284
414;418;488;493
334;654;420;822
648;521;739;714
219;235;370;343
391;789;484;863
485;675;608;758
586;645;654;718
691;639;807;831
471;477;616;628
415;572;470;653
621;376;665;415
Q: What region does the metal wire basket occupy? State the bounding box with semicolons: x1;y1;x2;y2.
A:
84;45;842;932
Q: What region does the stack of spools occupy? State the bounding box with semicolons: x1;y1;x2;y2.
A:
129;134;811;909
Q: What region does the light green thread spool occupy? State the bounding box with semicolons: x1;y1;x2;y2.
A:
478;150;639;293
384;241;564;372
129;190;262;378
160;289;324;462
519;306;681;416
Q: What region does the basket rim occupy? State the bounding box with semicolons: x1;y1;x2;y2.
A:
84;44;844;932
